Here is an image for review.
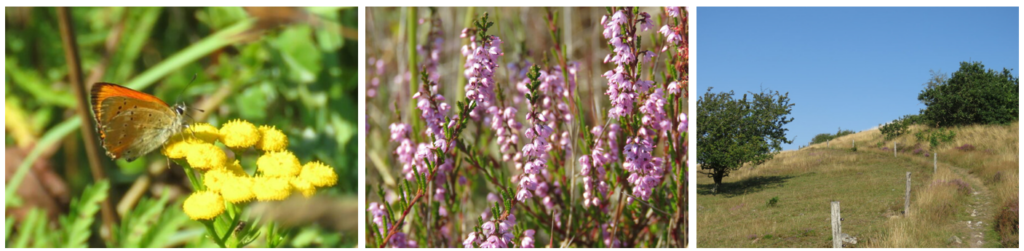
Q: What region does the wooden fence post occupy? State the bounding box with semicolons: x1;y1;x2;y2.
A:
904;172;911;215
831;201;842;248
894;142;897;157
933;152;937;173
853;139;855;148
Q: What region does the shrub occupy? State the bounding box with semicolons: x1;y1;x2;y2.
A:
880;115;913;140
995;198;1019;248
915;127;957;149
766;196;779;207
918;61;1019;127
809;128;856;145
955;144;976;152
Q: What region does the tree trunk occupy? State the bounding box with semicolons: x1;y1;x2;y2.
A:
712;170;725;194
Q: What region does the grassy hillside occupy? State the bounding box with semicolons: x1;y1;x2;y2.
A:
697;122;1018;248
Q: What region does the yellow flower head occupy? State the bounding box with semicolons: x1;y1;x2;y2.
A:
186;143;227;170
256;151;301;177
299;161;338;187
219;119;260;148
182;191;224;220
256;125;288;152
290;177;315;197
162;137;201;159
203;168;236;193
253;176;292;201
221;176;256;203
224;159;249;177
186;123;221;144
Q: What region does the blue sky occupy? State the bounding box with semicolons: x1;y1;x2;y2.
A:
697;7;1019;151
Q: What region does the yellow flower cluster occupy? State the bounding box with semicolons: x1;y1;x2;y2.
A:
165;119;338;220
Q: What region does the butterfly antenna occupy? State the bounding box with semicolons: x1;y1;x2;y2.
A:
175;73;199;105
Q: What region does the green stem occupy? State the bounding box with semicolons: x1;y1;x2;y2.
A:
201;220;227;248
180;164;204;191
221;202;243;247
406;7;419;119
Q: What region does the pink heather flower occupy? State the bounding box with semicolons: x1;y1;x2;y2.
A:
640;89;671;132
395;139;414;172
480;235;504;248
581;124;617;209
533;67;574;154
463;232;478;248
638;12;655;32
518;83;557;203
666;6;682;17
516;187;533;201
390;232;418;248
602;10;627;39
566;62;578;96
462;34;504;120
413;84;450;139
667;81;681;95
641;51;655;64
602;10;646;121
519;175;538;190
367;202;387;235
493;106;522;161
622;136;668;201
678;113;688;133
660;25;683;45
468;208;517;248
434;187;446;201
482;221;496;236
368;58;385;98
601;223;621;247
521;230;536;248
389;123;411;142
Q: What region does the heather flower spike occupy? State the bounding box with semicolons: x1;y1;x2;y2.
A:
367;7;687;248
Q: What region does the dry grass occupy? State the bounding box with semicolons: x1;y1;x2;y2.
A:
699;122;1018;247
842;122;1017;248
697;149;929;247
871;168;973;248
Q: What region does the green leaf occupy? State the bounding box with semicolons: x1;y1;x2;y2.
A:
111;7;162;83
276;25;322;84
111;190;187;248
5;216;14;242
11;209;46;248
60;180;110;248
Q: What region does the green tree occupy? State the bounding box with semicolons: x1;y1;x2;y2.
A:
918;61;1019;127
809;127;855;145
697;87;795;193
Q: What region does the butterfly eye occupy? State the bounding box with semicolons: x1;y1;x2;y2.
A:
175;105;186;115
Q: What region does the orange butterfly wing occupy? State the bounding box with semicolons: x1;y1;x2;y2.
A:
91;83;169;121
90;83;173;160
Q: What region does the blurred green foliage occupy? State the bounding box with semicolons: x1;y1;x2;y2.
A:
5;7;358;247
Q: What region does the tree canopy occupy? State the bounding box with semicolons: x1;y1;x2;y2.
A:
697;87;794;193
810;127;856;146
918;61;1019;127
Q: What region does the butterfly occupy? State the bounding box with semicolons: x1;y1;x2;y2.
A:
90;83;187;162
